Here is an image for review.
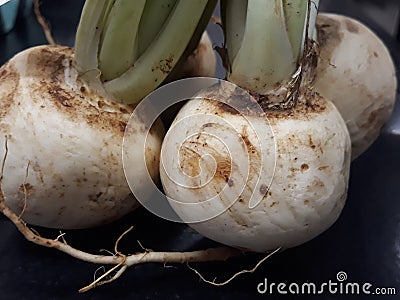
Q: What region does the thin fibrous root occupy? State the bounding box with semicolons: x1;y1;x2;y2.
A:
94;266;106;282
0;137;253;293
33;0;56;45
187;247;281;286
137;239;152;253
18;160;30;219
79;260;128;293
55;231;67;245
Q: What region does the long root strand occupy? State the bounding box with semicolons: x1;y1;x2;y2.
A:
187;247;281;286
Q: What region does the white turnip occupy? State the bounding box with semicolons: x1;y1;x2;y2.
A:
160;0;352;252
314;13;397;159
0;46;163;229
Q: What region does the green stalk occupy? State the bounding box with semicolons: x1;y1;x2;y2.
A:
221;0;248;69
283;0;308;65
74;0;216;105
224;0;318;96
98;0;146;81
103;0;217;104
137;0;178;57
165;0;218;82
74;0;113;74
100;0;117;36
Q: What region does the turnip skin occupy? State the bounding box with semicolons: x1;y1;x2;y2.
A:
314;13;397;160
0;45;163;229
160;85;351;252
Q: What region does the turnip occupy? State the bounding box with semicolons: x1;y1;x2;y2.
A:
0;45;161;229
0;0;217;228
160;0;352;252
314;13;397;160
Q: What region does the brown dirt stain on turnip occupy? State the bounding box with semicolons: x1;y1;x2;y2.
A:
301;164;309;172
259;184;269;196
270;201;279;208
345;19;359;33
179;127;232;185
240;126;262;184
24;46;134;139
0;63;20;123
152;55;174;74
203;86;327;124
317;15;342;51
316;15;343;78
19;183;34;196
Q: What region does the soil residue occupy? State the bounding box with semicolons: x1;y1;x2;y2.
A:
25;46;135;138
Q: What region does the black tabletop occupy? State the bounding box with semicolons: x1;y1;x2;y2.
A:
0;1;399;299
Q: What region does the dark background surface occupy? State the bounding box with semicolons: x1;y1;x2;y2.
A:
0;1;400;299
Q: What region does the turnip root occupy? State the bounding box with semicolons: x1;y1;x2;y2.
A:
160;83;350;252
0;46;163;229
314;13;397;160
160;0;351;252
